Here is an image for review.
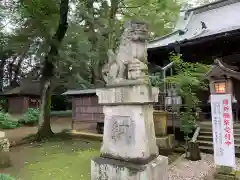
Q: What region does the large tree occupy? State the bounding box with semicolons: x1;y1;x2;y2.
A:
0;0;186;139
37;0;70;139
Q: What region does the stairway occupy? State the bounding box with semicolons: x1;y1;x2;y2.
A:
197;122;240;156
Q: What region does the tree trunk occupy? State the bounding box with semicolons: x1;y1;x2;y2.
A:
37;0;69;140
11;54;25;86
187;141;201;161
37;80;53;140
0;60;6;92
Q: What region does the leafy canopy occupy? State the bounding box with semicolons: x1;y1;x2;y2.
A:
167;53;210;137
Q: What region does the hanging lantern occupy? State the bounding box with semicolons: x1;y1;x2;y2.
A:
214;81;226;93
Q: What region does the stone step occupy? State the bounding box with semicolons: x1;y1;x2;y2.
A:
199;123;240;129
199;131;240;138
198;135;240;144
199;145;240;156
197;140;240;148
199;145;213;154
200;128;240;134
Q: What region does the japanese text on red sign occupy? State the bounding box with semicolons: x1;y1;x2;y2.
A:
223;99;232;146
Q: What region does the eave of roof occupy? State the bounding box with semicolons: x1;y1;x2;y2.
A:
148;26;240;51
186;0;239;14
206;65;240;81
62;89;96;96
149;30;182;44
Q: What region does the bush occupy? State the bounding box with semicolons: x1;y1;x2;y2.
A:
0;112;19;129
0;174;16;180
0;98;8;112
21;108;40;125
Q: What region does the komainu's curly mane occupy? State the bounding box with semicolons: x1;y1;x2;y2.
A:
102;21;149;84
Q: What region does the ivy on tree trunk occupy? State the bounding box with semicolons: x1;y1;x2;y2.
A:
37;0;69;140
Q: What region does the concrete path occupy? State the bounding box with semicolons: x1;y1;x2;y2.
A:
168;153;215;180
1;117;97;144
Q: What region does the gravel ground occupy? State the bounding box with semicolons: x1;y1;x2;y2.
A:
168;153;215;180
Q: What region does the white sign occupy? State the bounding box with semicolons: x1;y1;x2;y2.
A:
210;94;236;168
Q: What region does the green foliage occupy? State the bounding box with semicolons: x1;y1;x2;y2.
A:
50;110;72;117
0;174;16;180
123;0;181;38
0;112;19;129
22;108;40;125
150;72;165;92
0;98;8;112
150;72;163;87
167;53;210;138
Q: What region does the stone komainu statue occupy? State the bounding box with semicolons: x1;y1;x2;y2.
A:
102;20;149;84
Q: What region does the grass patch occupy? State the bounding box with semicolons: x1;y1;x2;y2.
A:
4;136;100;180
4;133;182;180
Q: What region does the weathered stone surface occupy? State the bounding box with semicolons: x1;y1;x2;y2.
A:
128;58;148;81
101;21;148;85
214;173;235;180
168;134;175;149
214;166;237;180
91;155;168;180
0;137;11;168
153;111;168;136
156;135;175;150
216;165;233;175
0;138;10;152
101;105;158;161
96;85;159;105
0;131;5;138
92;20;167;179
235;171;240;180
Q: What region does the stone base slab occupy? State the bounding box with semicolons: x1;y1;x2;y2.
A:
96;85;159;105
0;131;5;138
156;134;175;150
214;173;235;180
153;111;168;136
91;155;168;180
214;166;238;180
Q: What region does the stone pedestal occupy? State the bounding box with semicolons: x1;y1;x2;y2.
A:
153;111;168;136
91;84;168;180
153;111;175;150
214;166;237;180
156;134;175;150
91;155;168;180
0;131;11;168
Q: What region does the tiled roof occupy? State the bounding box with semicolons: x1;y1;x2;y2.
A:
1;80;41;96
206;62;240;80
148;0;240;49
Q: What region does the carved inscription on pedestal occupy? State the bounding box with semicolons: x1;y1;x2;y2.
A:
110;116;135;145
115;88;124;103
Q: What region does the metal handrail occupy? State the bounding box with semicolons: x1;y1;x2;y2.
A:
190;126;201;143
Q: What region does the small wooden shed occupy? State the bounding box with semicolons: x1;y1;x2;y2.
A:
1;80;41;114
62;89;104;133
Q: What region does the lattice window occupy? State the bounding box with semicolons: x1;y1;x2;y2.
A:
214;82;226;93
